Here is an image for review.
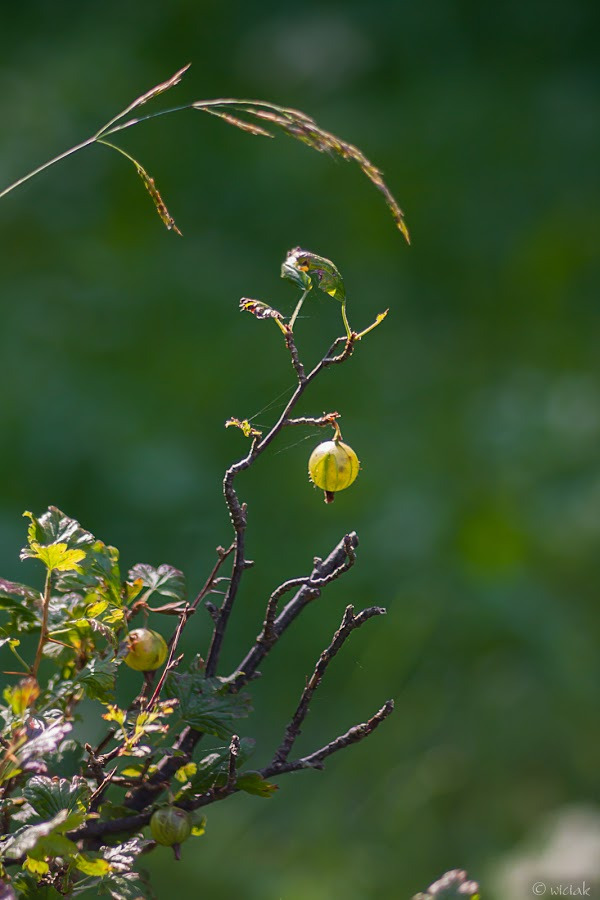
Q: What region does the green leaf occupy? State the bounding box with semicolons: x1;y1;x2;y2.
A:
164;673;252;739
0;580;41;633
177;738;255;796
236;770;278;798
86;598;109;617
3;678;40;716
0;578;39;604
83;843;155;900
95;872;154;900
10;872;62;899
23;856;49;876
281;249;312;292
21;509;95;555
190;816;206;837
75;659;117;703
0;810;70;859
28;543;86;574
73;854;112;876
100;837;152;873
56;542;121;604
413;870;481;899
29;833;78;860
127;564;186;605
282;247;346;301
1;719;72;783
23;775;91;824
174;761;197;783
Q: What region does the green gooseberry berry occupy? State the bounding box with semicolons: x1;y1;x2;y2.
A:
308;438;360;503
150;806;192;859
123;628;168;672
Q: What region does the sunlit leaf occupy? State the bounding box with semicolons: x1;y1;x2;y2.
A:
23;857;49;876
23;775;90;824
225;418;262;439
190;816;206;837
1;810;70;859
174;761;197;783
27;543;86;574
239;297;284;323
10;872;62;898
282;247;346;301
101;705;126;727
73;854;112;876
100;837;152;874
127;564;186;605
3;678;39;716
21;509;95;555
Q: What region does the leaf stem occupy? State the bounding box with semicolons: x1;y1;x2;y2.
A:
32;570;52;679
341;299;353;339
288;289;310;331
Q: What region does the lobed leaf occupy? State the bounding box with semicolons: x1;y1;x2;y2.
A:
21;509;95;556
0;809;70;859
28;543;86;574
23;775;91;824
127;564;186;605
75;658;117;703
236;771;278;798
10;873;63;898
164;672;252;740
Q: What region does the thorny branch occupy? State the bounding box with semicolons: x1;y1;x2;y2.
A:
261;700;395;777
204;330;355;681
123;327;385;820
232;532;359;691
270;604;387;768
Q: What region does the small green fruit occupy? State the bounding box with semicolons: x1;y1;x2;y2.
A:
124;628;168;671
308;438;360;503
150;807;192;858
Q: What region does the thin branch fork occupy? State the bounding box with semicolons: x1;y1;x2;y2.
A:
123;531;359;814
231;532;358;691
204;330;355;681
261;699;394;778
125;323;365;814
69;698;394;844
270;604;387;769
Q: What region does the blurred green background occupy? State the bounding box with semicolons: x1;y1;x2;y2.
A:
1;1;599;897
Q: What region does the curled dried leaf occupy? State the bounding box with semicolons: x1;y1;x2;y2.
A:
225;418;262;439
240;297;284;321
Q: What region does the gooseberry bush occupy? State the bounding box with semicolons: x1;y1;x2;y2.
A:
0;66;480;900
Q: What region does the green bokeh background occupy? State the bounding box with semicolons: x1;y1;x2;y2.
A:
1;2;599;897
